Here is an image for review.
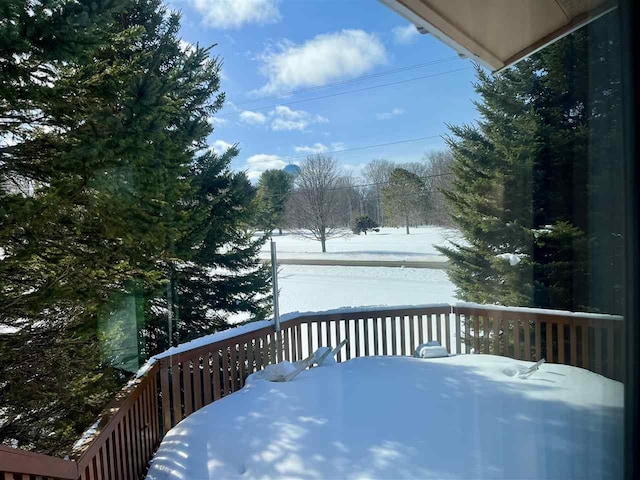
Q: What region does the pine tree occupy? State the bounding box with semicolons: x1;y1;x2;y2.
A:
438;13;623;314
352;215;379;235
0;0;270;454
256;169;293;235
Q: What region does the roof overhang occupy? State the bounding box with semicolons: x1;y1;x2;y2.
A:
379;0;618;72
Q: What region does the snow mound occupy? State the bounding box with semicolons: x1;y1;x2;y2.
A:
147;355;623;480
414;341;449;358
246;361;297;383
502;363;534;377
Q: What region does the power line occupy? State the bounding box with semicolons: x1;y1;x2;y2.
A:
287;134;444;160
233;56;461;107
219;66;473;117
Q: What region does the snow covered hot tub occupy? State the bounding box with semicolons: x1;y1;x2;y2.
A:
146;355;623;479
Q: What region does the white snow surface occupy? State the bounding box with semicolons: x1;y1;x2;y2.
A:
277;265;456;314
260;227;462;262
146;355;623;480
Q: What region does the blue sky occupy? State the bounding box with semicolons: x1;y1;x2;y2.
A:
173;0;481;181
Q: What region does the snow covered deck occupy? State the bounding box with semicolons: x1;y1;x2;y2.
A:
147;355;623;480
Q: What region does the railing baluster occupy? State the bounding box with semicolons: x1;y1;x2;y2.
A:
409;315;416;354
557;324;565;364
569;323;577;366
534;320;541;361
399;316;406;355
381;317;388;355
483;316;489;354
212;350;222;401
183;359;193;417
455;313;461;354
581;325;590;370
513;319;521;360
546;321;554;363
238;343;247;387
391;316;398;355
229;345;239;392
364;317;371;356
246;340;255;378
335;319;343;361
192;356;202;411
296;323;303;361
445;314;451;354
524;320;531;361
170;362;182;425
595;327;603;374
606;324;615;378
373;317;380;355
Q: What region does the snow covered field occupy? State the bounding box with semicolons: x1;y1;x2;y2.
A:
260;226;463;262
277;265;457;314
147;355;623;480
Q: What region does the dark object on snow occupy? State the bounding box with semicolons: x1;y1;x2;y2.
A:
352;215;380;235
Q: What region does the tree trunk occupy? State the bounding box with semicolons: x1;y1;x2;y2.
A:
405;212;410;235
278;227;282;235
321;238;326;252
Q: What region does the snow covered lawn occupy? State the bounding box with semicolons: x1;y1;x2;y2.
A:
277;265;457;314
147;355;623;480
260;226;463;262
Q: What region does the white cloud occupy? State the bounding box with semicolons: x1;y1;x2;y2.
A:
239;110;267;125
376;108;406;120
269;105;327;132
293;142;344;154
392;24;420;45
211;139;234;154
193;0;281;29
178;40;196;54
208;116;229;127
294;143;329;154
257;29;386;94
244;153;286;181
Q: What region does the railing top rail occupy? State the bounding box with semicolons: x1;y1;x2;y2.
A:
0;444;78;479
153;304;454;364
454;302;624;322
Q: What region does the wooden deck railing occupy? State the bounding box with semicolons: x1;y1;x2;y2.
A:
0;303;624;480
454;305;624;381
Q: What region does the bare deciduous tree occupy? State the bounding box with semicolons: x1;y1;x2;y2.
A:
361;159;394;225
287;155;345;252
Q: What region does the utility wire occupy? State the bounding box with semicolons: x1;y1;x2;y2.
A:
287;134;444;160
233;56;461;107
218;66;473;116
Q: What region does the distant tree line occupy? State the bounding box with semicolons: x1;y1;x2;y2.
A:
255;150;455;251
